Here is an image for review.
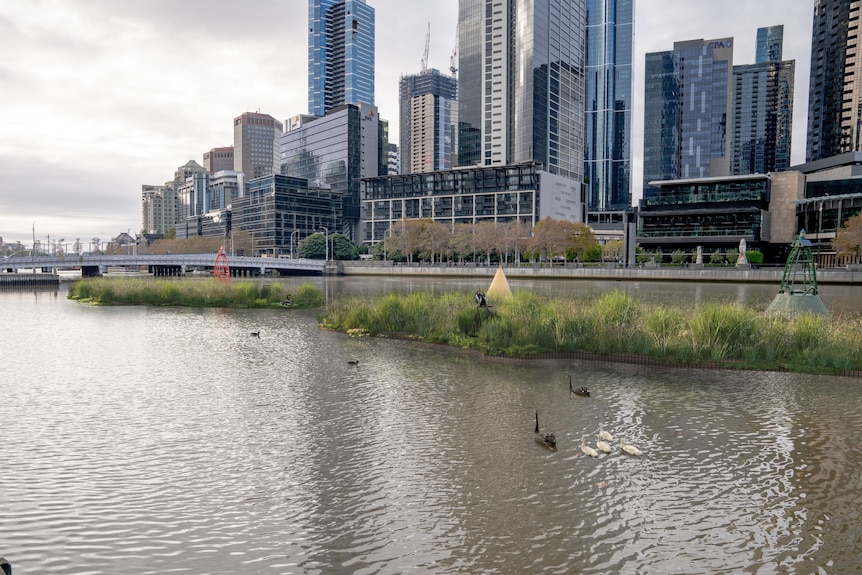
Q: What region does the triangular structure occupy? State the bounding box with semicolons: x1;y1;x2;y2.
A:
486;266;513;299
214;247;231;281
767;231;828;317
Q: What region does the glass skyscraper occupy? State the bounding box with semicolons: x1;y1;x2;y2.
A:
457;0;586;183
308;0;375;116
755;24;784;64
642;38;733;196
806;0;861;161
584;0;633;212
731;28;794;175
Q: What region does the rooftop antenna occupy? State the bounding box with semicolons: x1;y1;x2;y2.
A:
421;22;430;71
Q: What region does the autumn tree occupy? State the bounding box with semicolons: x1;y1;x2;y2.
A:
449;223;475;263
474;221;501;265
499;220;529;263
833;213;862;263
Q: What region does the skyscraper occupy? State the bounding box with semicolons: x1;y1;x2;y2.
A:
755;24;784;63
457;0;586;183
308;0;375;116
399;68;458;174
584;0;633;212
233;112;283;180
642;38;733;195
806;0;861;161
731;29;794;175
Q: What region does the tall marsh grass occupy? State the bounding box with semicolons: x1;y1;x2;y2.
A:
68;278;324;309
322;289;862;375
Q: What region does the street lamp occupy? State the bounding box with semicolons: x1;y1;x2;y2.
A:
320;226;329;261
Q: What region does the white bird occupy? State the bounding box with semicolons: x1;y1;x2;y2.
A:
598;424;614;442
620;438;642;456
580;435;599;458
596;433;612;453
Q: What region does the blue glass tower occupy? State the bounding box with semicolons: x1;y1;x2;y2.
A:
584;0;633;211
308;0;375;116
755;25;783;63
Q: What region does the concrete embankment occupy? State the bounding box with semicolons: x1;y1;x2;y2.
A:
339;262;861;285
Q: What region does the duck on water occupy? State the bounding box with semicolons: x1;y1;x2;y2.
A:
534;411;557;451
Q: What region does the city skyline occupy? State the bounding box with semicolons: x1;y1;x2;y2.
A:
0;0;812;244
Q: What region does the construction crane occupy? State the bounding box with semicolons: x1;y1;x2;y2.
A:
449;26;458;76
421;22;430;71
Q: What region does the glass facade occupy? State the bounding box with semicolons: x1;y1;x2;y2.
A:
399;69;458;174
642;51;679;196
281;103;387;241
642;39;733;195
233;175;342;256
731;60;794;175
457;0;586;183
360;163;539;245
584;0;632;212
308;0;375;116
806;0;860;162
638;176;770;245
755;25;783;63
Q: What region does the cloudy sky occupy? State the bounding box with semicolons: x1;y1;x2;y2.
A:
0;0;813;246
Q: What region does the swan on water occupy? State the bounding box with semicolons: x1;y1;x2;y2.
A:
535;411;557;450
598;424;614;442
620;438;642;456
580;436;599;458
568;374;590;397
596;434;612;453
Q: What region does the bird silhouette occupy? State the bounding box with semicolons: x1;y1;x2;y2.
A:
568;374;590;397
534;411;557;450
250;331;260;337
347;360;359;366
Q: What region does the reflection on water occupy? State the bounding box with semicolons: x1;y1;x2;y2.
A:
1;286;861;574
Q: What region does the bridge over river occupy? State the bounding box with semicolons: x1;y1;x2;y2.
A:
1;253;330;277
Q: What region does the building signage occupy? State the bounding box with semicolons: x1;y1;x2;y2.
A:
706;39;733;49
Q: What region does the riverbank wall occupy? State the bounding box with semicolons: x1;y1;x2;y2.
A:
339;262;862;285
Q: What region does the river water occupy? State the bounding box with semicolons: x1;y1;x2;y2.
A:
2;278;861;574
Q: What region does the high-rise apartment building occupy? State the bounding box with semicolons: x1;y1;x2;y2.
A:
731;29;794;175
457;0;586;183
643;38;734;195
308;0;375;116
399;68;458;173
806;0;862;161
584;0;633;212
233;112;283;180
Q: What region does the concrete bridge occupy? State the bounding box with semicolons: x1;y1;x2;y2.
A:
0;253;331;277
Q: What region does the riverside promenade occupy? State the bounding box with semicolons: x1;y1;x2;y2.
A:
339;262;862;285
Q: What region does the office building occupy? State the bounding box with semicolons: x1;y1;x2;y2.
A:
281;102;387;241
457;0;586;183
806;0;862;161
643;38;734;196
361;163;582;245
584;0;633;212
308;0;375;116
399;68;458;173
233;112;283;180
233;175;342;256
203;146;234;173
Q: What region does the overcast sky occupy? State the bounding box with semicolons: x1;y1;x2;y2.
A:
0;0;813;246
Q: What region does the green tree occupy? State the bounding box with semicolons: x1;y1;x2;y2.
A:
710;249;724;264
297;232;326;259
